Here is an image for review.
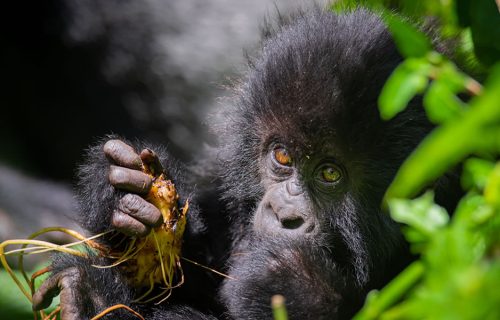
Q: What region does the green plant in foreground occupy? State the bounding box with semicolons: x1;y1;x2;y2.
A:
352;0;500;319
272;295;289;320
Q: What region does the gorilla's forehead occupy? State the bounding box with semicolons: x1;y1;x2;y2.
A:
221;9;430;188
239;9;403;152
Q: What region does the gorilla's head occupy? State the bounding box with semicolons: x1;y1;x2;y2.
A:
217;9;431;319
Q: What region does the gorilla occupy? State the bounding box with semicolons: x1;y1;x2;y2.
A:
32;8;440;320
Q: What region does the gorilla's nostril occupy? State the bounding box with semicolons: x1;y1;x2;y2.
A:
281;217;304;230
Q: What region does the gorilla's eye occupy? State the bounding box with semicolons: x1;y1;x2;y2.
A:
320;165;341;183
273;147;293;166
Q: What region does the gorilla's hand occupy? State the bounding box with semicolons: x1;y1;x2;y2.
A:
103;139;163;236
74;137;170;237
32;254;135;320
31;139;192;319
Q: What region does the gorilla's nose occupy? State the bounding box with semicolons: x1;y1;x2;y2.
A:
255;199;316;236
273;205;309;231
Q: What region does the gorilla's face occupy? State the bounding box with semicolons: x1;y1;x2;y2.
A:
254;142;330;237
250;119;374;275
253;129;357;241
219;9;429;320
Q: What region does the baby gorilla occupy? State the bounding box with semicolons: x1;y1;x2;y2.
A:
33;8;434;320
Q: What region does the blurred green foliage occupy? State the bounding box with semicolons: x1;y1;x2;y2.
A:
0;269;34;319
341;0;500;319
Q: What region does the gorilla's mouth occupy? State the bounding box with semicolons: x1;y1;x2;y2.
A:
228;231;364;293
245;225;361;282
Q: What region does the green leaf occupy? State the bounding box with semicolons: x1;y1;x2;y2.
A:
485;163;500;208
0;269;33;320
354;262;424;320
423;59;468;124
389;192;449;240
423;80;464;123
383;14;432;58
461;158;496;190
453;193;493;227
379;58;431;120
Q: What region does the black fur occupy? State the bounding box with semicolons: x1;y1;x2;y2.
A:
47;8;452;320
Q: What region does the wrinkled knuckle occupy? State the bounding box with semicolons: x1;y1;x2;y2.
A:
112;211;149;236
143;206;161;226
111;211;127;229
32;293;47;311
130;224;149;237
62;266;79;275
120;194;141;213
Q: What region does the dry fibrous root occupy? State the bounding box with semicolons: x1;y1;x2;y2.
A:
0;149;188;319
0;227;114;320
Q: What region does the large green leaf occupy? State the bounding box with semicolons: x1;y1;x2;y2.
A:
379;58;431;120
383;14;432;58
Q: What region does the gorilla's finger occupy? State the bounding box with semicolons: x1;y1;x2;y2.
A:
109;165;152;194
140;148;164;176
32;271;63;311
112;210;151;236
103;139;143;170
32;268;83;320
119;194;163;227
58;269;85;320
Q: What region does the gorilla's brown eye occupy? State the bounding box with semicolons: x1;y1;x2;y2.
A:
321;165;341;183
273;147;292;166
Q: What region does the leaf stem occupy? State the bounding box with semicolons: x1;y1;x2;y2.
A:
353;261;424;320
